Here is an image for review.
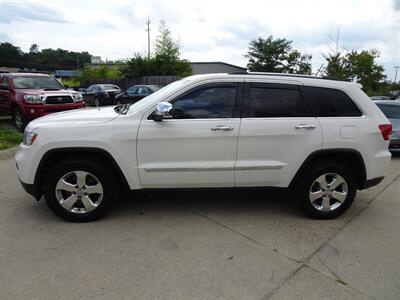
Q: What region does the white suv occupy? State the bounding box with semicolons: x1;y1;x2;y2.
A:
15;73;392;222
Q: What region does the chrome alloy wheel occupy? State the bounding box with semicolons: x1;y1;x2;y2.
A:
309;173;348;212
55;171;103;214
14;110;23;130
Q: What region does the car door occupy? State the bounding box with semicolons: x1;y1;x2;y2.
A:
137;82;243;188
235;81;322;187
0;76;11;113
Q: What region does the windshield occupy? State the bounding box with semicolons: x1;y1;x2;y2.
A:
377;104;400;119
126;86;138;93
102;85;120;91
149;85;161;92
13;76;64;90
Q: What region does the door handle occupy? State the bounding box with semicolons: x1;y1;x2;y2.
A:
295;124;316;130
211;126;234;131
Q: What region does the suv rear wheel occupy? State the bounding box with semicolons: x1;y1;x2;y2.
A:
43;158;116;222
296;160;356;219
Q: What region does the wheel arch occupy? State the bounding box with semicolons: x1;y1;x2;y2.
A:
34;147;131;197
289;148;367;190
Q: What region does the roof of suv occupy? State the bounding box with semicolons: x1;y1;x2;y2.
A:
183;73;359;90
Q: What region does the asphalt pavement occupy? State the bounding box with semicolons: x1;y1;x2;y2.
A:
1;152;399;299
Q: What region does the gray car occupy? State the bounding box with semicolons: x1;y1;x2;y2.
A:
375;100;400;152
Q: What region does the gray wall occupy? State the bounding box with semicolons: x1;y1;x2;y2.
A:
191;63;246;75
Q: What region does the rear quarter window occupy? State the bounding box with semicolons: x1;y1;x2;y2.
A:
305;86;362;117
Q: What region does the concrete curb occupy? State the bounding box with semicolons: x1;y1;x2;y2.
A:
0;146;18;161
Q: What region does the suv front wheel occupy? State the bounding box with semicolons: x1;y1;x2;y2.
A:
12;107;27;132
43;158;116;222
297;160;356;219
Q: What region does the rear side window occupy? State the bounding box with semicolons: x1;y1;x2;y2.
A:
245;83;301;118
305;86;362;117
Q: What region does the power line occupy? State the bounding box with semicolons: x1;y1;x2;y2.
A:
394;66;400;83
145;19;151;60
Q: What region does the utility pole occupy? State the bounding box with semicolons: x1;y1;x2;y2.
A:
394;66;400;83
146;19;151;60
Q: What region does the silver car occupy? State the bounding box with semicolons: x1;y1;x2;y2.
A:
375;100;400;152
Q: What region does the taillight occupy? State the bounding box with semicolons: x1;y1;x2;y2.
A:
379;124;392;141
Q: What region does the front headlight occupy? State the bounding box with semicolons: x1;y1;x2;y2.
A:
73;93;83;102
23;131;38;146
24;95;43;104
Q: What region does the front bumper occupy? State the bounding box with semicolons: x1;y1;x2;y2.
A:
19;180;42;200
22;102;85;120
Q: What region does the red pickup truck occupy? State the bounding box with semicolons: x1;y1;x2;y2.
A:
0;73;85;131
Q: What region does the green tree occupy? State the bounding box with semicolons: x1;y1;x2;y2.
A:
344;50;385;94
120;21;192;78
29;44;39;54
323;52;347;80
0;42;24;67
119;54;149;77
154;20;180;59
245;36;312;74
0;42;92;70
324;49;386;94
79;65;121;82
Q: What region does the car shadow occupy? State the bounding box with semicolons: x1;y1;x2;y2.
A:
108;188;304;220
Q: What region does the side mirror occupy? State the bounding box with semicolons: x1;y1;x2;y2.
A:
64;84;70;89
153;101;172;121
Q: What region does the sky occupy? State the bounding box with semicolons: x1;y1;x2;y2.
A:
0;0;399;80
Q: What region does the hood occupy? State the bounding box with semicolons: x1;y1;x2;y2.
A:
388;118;400;131
28;107;120;129
19;89;79;96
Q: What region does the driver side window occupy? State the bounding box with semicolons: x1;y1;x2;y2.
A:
171;85;238;119
0;77;9;89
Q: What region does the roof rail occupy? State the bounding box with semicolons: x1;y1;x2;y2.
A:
228;71;347;82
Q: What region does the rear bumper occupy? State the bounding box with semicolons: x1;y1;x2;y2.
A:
362;176;385;190
389;139;400;151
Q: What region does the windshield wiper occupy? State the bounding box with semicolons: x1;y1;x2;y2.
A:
114;103;131;115
43;88;60;91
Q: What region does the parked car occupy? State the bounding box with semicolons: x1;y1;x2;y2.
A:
371;96;393;101
114;85;161;104
0;73;84;131
375;100;400;152
16;73;392;222
82;84;121;107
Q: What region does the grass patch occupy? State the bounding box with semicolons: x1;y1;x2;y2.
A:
0;128;23;150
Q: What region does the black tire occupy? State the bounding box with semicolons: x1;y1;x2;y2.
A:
43;158;117;222
12;106;27;132
296;160;356;219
